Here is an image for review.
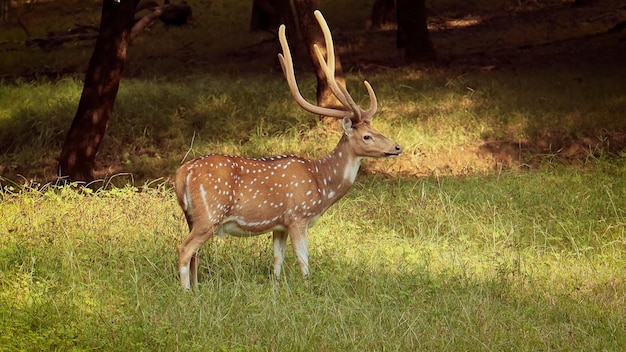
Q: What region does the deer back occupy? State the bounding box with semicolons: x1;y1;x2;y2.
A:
175;153;344;236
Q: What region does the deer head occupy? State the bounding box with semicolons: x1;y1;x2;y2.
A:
174;10;401;289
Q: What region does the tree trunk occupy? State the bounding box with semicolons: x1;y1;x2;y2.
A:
396;0;435;63
370;0;396;29
574;0;596;6
0;0;9;22
293;0;346;115
250;0;296;33
58;0;139;182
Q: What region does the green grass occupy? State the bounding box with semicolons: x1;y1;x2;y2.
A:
1;165;625;351
2;63;625;181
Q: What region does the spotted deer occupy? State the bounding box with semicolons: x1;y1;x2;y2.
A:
174;10;402;289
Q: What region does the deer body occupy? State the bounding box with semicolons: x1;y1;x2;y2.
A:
177;147;357;239
175;11;401;289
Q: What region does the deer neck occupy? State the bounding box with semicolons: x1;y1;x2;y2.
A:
311;135;362;203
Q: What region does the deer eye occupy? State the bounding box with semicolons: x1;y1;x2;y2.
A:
363;134;372;141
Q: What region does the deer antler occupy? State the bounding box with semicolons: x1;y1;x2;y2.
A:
277;10;378;122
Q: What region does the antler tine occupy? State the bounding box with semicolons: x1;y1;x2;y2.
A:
312;11;362;121
361;81;378;122
313;10;378;123
312;44;358;117
277;25;350;119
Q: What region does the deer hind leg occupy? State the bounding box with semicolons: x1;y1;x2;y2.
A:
190;250;200;288
178;224;217;289
272;230;288;281
288;222;310;278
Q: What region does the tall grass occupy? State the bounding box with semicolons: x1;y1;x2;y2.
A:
1;164;625;351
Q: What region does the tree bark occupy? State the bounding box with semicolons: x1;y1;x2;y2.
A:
250;0;295;33
370;0;396;29
396;0;435;63
293;0;346;115
0;0;8;22
58;0;139;182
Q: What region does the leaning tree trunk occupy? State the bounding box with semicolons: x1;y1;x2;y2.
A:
397;0;435;63
58;0;139;182
293;0;346;115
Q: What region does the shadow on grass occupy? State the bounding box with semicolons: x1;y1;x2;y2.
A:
1;174;624;349
185;239;625;350
7;237;623;350
1;0;625;183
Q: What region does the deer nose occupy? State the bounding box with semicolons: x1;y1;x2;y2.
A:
386;144;402;156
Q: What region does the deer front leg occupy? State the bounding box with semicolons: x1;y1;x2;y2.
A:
288;222;310;278
272;230;288;280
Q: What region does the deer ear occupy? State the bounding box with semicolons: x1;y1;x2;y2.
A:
342;116;353;136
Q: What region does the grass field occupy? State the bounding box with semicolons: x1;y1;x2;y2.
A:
1;166;625;351
1;0;626;350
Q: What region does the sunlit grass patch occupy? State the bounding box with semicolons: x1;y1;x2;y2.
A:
1;164;625;350
2;62;626;182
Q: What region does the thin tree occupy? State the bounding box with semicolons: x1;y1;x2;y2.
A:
370;0;396;29
396;0;435;63
250;0;296;33
0;0;10;22
59;0;190;181
58;0;140;181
